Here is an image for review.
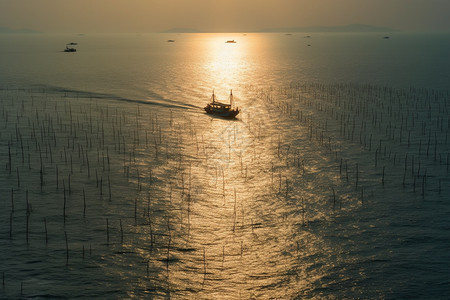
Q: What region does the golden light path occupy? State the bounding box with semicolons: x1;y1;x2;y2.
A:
119;34;329;298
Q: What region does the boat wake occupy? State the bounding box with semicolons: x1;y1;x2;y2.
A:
28;85;201;110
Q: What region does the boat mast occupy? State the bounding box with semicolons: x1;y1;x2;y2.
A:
230;89;233;107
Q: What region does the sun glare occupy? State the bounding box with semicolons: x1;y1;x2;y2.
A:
201;34;251;90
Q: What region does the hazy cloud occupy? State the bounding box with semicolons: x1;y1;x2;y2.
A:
0;0;449;33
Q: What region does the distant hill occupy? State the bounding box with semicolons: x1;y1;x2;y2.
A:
259;24;397;33
0;27;41;34
161;28;202;33
160;24;396;34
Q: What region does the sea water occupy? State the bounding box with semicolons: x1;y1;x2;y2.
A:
0;32;450;299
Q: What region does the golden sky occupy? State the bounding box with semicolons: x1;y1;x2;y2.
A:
0;0;449;33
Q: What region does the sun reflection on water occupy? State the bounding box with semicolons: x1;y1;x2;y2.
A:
144;83;325;298
196;34;252;93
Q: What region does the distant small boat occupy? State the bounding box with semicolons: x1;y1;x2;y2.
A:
204;90;239;119
225;40;236;43
167;39;175;42
64;43;77;52
383;36;390;39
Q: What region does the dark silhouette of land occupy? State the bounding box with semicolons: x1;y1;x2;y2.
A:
259;24;397;33
162;24;396;33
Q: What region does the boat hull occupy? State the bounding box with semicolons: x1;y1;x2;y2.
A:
204;107;239;119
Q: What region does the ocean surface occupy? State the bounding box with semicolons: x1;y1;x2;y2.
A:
1;32;450;299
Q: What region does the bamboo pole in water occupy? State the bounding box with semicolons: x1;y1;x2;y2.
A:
106;218;110;246
44;217;48;245
65;231;69;266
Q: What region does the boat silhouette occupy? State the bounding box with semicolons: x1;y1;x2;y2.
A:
64;43;77;52
204;90;239;119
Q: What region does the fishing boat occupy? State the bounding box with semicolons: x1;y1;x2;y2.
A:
225;40;236;43
204;90;239;119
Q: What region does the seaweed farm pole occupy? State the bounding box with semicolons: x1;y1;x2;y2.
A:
447;153;449;173
83;188;86;217
120;219;123;244
202;247;207;285
106;218;110;246
86;152;90;178
285;178;289;200
233;188;237;232
422;169;427;197
403;154;408;186
301;197;306;225
56;165;59;189
16;168;20;188
26;190;29;245
68;174;71;195
149;218;154;249
44;217;48;245
222;245;225;268
10;189;14;212
332;187;336;210
360;187;364;204
134;199;137;226
166;217;172;271
8;141;12;175
40;163;44;193
345;160;349;182
63;180;66;224
64;231;69;266
100;176;103;196
108;176;112;202
9;212;13;239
